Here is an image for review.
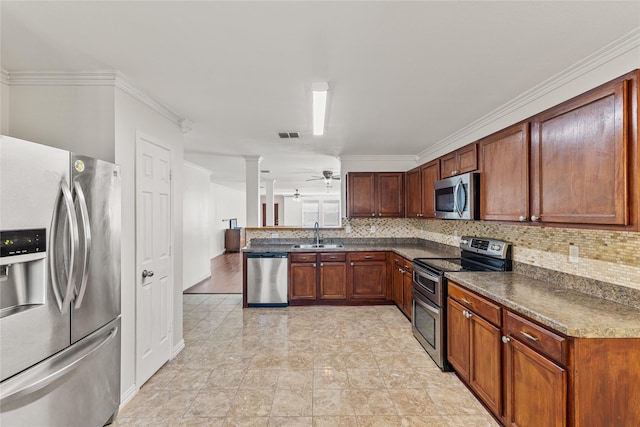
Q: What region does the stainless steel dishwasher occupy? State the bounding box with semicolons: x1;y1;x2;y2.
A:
246;252;289;307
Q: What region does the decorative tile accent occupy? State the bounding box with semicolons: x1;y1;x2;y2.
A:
246;218;640;292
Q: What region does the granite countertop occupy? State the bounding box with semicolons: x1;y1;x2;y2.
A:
242;243;458;260
445;271;640;339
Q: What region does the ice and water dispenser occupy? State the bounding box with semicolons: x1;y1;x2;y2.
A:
0;229;47;317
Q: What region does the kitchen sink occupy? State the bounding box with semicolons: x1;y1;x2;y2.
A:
292;243;344;249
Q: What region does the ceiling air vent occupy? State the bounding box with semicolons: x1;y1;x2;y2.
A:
278;132;300;138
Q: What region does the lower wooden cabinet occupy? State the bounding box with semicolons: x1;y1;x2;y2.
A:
319;256;347;300
348;252;388;300
392;256;413;319
289;253;318;301
448;280;640;427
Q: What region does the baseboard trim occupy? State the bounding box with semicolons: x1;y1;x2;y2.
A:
119;384;139;410
172;339;186;360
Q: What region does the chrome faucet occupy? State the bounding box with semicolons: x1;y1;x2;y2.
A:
314;221;320;246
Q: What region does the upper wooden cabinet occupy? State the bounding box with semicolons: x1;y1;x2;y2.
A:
479;122;530;222
347;172;405;218
406;160;440;218
440;143;478;178
530;74;632;226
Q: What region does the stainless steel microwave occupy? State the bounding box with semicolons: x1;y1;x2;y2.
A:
434;172;479;220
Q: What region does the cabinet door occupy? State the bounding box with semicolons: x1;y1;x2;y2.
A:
347;172;376;217
531;79;628;225
289;263;317;300
348;261;387;300
405;168;422;217
456;143;478;174
377;172;405;217
319;262;347;300
440;152;457;178
392;259;404;308
420;160;439;218
447;298;470;379
480;123;530;222
505;337;567;427
469;312;503;417
402;267;413;319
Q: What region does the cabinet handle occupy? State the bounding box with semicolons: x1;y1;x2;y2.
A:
501;336;511;343
378;213;382;217
518;215;526;222
329;256;337;259
312;263;316;267
461;297;473;305
350;262;354;266
520;331;539;342
320;263;323;267
531;215;540;222
399;268;405;273
371;213;376;217
466;312;472;319
364;256;373;259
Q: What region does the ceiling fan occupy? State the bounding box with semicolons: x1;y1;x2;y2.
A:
306;170;341;184
292;189;303;202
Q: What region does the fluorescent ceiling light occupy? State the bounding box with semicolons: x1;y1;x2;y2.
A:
312;82;329;136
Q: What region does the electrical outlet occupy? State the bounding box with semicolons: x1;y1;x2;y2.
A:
370;225;376;233
271;233;279;238
345;225;352;234
569;244;579;263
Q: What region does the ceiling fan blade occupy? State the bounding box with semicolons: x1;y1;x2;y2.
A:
333;176;341;180
305;177;323;181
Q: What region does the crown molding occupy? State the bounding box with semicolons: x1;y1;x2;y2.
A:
1;69;10;85
339;154;418;163
417;27;640;162
3;70;183;126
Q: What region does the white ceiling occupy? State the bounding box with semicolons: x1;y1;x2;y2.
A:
2;1;639;196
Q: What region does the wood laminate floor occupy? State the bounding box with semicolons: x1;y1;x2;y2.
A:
114;294;499;426
185;253;243;294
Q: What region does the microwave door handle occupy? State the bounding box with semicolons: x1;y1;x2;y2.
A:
49;180;80;314
73;181;91;309
453;180;462;217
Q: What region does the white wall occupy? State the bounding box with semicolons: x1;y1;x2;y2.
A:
7;85;116;162
283;196;303;227
114;87;184;404
1;80;9;134
182;161;211;290
210;181;246;258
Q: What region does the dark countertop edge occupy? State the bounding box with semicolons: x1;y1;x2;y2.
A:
445;271;640;338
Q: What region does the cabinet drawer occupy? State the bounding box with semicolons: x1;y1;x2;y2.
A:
448;282;501;326
505;311;567;365
348;252;386;262
290;253;317;263
320;252;346;262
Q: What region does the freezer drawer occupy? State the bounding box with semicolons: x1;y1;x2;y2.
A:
0;317;121;427
246;252;288;306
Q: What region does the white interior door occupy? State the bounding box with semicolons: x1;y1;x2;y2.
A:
135;133;172;387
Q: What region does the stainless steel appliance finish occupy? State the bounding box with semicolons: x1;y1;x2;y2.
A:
434;172;479;220
0;136;121;426
246;252;288;307
411;236;512;371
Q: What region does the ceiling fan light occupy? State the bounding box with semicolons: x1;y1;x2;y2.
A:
312;82;329;136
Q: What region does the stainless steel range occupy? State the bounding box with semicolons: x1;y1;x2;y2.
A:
411;237;512;371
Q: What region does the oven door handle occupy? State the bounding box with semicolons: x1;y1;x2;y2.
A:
418;298;440;315
413;266;440;283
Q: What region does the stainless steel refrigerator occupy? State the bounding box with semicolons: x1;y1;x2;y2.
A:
0;136;121;426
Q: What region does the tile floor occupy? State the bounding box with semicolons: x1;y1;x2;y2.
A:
114;294;499;426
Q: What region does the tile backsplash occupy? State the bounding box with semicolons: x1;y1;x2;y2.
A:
246;218;640;292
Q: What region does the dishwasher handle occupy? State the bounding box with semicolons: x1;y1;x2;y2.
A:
246;252;288;258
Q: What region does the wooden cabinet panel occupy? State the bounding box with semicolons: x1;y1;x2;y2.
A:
392;258;404;308
348;260;387;300
348;252;386;262
505;337;567;427
440;143;478;178
479;122;530;222
531;79;628;225
377;172;405;217
347;172;404;218
505;311;567;365
405;167;422;218
347;173;377;217
289;262;317;300
448;282;501;326
447;298;470;378
469;313;503;417
420;160;439;218
320;253;346;262
402;264;413;319
319;262;347;300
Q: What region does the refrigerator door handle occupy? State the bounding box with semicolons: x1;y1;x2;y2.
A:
73;181;92;309
0;324;118;405
49;180;80;314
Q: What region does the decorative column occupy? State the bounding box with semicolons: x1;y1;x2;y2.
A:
244;155;262;227
265;179;276;226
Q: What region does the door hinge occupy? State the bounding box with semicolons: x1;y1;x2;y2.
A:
169;170;173;181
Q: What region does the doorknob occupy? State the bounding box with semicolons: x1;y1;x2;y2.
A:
142;269;154;278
